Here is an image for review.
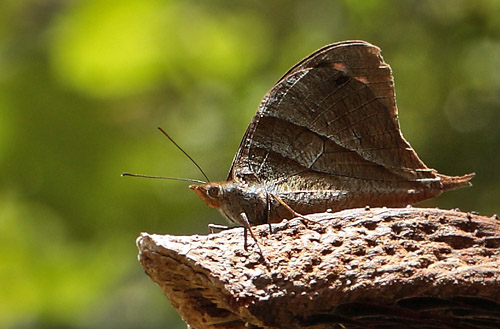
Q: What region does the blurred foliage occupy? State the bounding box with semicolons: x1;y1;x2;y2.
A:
0;0;499;328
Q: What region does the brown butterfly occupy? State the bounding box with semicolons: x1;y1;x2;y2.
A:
189;40;474;231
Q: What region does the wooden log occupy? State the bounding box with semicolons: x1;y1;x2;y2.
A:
137;207;500;329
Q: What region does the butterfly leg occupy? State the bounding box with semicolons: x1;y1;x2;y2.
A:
208;223;229;234
266;192;273;235
270;193;317;226
243;225;248;249
240;212;265;257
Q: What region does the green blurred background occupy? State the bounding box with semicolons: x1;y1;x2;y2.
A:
1;0;498;328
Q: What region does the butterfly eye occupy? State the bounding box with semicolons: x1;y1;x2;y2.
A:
207;186;220;198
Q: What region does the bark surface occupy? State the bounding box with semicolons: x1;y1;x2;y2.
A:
137;207;500;329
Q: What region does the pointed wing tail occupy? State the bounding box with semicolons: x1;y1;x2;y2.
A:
439;172;475;192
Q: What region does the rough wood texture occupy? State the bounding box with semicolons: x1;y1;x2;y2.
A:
137;207;500;329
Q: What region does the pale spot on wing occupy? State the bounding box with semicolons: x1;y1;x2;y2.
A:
332;62;346;71
355;76;368;83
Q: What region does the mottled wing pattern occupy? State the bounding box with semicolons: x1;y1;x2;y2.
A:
228;41;468;210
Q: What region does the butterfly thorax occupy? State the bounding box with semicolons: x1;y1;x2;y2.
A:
189;181;269;226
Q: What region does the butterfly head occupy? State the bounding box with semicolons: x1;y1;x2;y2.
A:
189;183;224;209
190;181;269;226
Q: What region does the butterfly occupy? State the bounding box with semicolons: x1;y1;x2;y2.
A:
189;40;473;232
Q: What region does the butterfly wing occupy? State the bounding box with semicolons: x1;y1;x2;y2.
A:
228;41;472;214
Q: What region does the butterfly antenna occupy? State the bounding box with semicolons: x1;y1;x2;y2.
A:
157;127;210;183
121;173;206;184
